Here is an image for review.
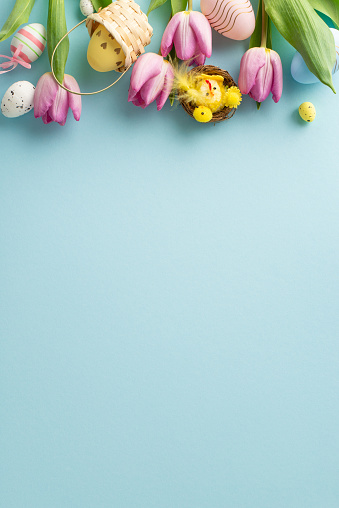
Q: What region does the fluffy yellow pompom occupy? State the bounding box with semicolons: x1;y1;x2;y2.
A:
224;86;242;109
193;106;213;123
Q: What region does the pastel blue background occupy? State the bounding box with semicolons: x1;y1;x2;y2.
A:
1;1;339;507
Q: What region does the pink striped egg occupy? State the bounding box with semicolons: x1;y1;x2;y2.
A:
200;0;255;40
10;23;47;64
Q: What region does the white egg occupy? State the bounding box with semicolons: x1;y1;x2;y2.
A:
1;81;35;118
291;28;339;84
80;0;94;16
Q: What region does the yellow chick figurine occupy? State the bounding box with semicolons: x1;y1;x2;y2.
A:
87;25;126;72
175;68;242;123
195;74;225;113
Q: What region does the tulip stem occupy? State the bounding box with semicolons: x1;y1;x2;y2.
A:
187;0;193;11
261;0;267;48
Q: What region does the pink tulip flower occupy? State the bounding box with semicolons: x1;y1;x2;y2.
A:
128;53;174;110
34;72;82;126
238;47;283;103
161;11;212;66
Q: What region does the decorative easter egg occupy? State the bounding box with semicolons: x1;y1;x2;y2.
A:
200;0;255;40
1;81;35;118
87;25;126;72
10;23;46;64
80;0;94;16
299;102;316;123
291;28;339;84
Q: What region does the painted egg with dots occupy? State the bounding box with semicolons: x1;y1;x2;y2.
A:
299;102;316;123
80;0;94;17
200;0;255;40
10;23;46;65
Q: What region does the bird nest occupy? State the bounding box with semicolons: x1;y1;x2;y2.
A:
179;65;237;123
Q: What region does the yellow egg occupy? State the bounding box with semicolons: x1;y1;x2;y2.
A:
193;106;213;123
299;102;316;123
87;25;125;72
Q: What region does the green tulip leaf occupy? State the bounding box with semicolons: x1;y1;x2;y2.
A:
48;0;69;85
0;0;35;42
147;0;168;15
264;0;336;92
91;0;112;11
308;0;339;29
171;0;187;16
250;0;272;49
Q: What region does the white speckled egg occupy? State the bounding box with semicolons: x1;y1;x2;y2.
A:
10;23;46;64
291;28;339;84
80;0;94;16
200;0;255;40
1;81;35;118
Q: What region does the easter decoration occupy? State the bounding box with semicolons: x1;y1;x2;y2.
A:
200;0;255;41
0;23;46;74
1;80;35;117
49;0;153;96
175;64;242;123
80;0;95;17
1;0;339;127
299;102;316;123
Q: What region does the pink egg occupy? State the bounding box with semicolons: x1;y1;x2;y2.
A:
200;0;255;40
10;23;46;64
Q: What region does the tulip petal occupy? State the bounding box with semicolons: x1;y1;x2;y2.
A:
173;13;197;60
48;86;69;125
189;11;212;58
34;72;59;118
238;47;266;95
42;111;53;124
156;63;174;110
139;63;167;107
248;50;273;102
160;12;184;57
270;50;283;103
64;74;82;120
128;53;164;103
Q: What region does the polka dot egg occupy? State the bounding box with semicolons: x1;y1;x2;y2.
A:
299;102;316;123
10;23;46;64
1;81;35;118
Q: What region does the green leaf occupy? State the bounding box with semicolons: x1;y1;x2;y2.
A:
147;0;168;15
308;0;339;28
0;0;35;42
171;0;187;16
249;1;272;49
91;0;112;11
265;0;336;92
48;0;69;84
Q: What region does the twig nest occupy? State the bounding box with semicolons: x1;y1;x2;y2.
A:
179;65;239;123
86;0;153;72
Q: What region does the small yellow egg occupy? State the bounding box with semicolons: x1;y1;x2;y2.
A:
299;102;316;123
87;25;125;72
193;106;213;123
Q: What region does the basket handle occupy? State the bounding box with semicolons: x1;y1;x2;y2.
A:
51;19;130;96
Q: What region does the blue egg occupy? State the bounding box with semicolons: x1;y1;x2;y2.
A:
291;28;339;84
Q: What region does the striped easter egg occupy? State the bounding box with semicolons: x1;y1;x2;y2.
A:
10;23;47;64
200;0;255;41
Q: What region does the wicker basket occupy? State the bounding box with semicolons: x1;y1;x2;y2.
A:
86;0;153;72
179;65;238;123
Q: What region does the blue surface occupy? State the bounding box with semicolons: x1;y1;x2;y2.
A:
1;1;339;507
